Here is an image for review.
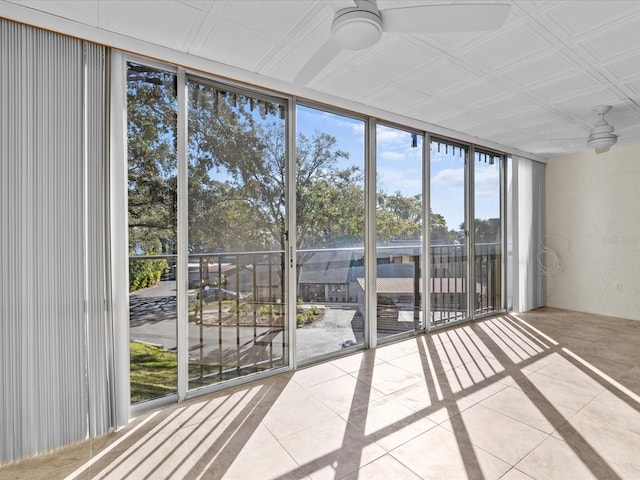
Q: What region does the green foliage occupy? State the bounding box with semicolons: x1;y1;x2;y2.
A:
187;83;281;252
377;192;422;242
296;302;322;326
259;304;276;316
127;64;178;255
130;341;241;403
128;63;459;258
130;341;177;403
474;218;501;243
231;302;251;321
189;299;201;316
129;258;168;292
430;209;461;245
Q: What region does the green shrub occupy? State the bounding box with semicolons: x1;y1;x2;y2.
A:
305;309;315;323
129;257;168;292
259;304;276;316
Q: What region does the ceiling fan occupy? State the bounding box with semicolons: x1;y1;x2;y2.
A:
295;1;511;84
587;105;617;154
547;104;620;154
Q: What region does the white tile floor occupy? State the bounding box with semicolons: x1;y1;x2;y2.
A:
2;308;640;479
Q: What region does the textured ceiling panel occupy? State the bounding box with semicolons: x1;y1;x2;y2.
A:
404;61;479;96
189;19;275;71
529;72;602;102
317;67;390;102
221;0;313;38
99;0;205;52
500;106;562;128
443;78;507;107
364;84;430;112
7;0;99;25
177;0;214;12
354;38;437;80
465;24;550;71
497;51;580;88
550;88;621;114
602;52;640;81
626;78;640;98
404;97;461;124
545;0;640;37
257;45;311;83
578;17;640;61
478;94;538;117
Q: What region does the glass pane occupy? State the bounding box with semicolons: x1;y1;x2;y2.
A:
127;63;178;403
296;105;365;361
430;140;468;326
187;81;288;389
474;151;502;315
376;125;423;339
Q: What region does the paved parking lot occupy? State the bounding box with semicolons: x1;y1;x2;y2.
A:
129;281;365;361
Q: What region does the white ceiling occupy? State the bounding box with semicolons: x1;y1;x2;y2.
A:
4;0;640;159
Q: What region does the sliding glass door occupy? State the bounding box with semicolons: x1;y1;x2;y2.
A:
429;139;469;327
126;59;506;407
473;150;503;316
295;105;366;362
376;125;424;340
187;79;289;389
429;139;504;327
127;63;291;404
127;63;179;403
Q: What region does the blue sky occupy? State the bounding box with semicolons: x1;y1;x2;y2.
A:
296;105;501;232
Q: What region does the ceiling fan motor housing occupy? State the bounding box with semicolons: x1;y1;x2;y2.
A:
332;9;383;50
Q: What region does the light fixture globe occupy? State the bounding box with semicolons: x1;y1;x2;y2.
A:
332;9;382;50
588;136;616;154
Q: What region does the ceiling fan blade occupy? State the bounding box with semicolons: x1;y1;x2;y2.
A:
295;38;342;84
381;3;511;33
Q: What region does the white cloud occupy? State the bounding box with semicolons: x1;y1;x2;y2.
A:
377;125;412;146
337;118;365;138
377;166;422;196
379;147;421;164
432;168;464;188
474;164;500;198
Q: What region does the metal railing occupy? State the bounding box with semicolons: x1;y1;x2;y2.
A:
128;242;501;398
129;251;287;397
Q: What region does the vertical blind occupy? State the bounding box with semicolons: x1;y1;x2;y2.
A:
0;19;113;464
508;156;546;312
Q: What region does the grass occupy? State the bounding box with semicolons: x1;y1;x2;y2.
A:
130;341;265;403
130;341;178;403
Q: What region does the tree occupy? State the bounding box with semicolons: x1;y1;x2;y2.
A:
186;83;282;252
430;210;459;245
377;192;421;242
296;132;363;249
128;68;459;260
186;81;365;253
127;63;178;255
474;218;501;243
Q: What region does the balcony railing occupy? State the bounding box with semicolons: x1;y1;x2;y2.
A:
128;243;501;400
128;251;287;399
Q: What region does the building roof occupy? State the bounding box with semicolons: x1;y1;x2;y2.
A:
298;249;354;284
356;278;484;295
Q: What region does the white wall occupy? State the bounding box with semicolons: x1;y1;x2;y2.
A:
545;143;640;320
